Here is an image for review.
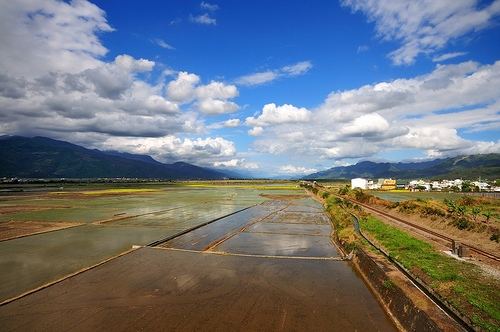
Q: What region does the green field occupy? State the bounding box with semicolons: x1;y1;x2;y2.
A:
369;191;461;202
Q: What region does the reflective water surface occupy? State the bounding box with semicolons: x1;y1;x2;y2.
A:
0;186;398;331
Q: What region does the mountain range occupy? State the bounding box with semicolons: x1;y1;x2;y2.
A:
1;136;499;180
304;154;500;180
0;136;234;180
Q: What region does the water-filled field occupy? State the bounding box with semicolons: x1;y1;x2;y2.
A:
0;184;400;331
0;184;302;302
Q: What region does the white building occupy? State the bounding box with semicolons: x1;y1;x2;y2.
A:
351;178;368;190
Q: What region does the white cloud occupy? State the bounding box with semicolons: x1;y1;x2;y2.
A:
165;75;240;113
342;0;500;65
190;13;216;25
357;45;369;53
281;61;313;76
278;165;318;174
249;60;500;161
248;127;265;136
432;52;467;62
223;119;242;128
235;61;312;86
214;158;258;169
201;2;219;11
246;103;313;127
316;61;500;124
0;0;113;79
331;160;352;167
152;38;175;50
195;81;239;99
194;98;240;115
99;136;237;164
340;113;390;137
235;71;278;86
0;1;218;146
165;71;200;103
144;95;179;114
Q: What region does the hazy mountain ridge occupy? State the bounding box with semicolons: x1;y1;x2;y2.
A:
0;136;230;179
304;154;500;180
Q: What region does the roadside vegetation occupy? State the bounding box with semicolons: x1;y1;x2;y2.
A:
344;187;500;242
357;213;500;331
301;183;500;331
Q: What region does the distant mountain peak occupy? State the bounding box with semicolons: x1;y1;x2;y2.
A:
304;154;500;180
0;136;233;179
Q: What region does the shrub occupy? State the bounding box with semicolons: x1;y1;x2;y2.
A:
450;217;472;230
490;234;500;243
398;200;418;213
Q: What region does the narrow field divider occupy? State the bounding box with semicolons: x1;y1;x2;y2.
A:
146;205;256;247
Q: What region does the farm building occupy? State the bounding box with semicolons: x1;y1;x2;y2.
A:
351;178;368;190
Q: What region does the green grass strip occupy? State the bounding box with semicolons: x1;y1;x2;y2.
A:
360;216;500;331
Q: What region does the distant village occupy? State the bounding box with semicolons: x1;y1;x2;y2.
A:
351;178;500;192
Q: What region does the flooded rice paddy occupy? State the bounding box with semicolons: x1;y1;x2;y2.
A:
0;186;269;302
0;184;398;330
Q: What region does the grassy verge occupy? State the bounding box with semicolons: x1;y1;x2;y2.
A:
304;185;500;331
359;215;500;331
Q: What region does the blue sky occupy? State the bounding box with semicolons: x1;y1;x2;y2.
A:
0;0;499;177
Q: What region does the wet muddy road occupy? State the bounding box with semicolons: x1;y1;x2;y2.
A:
0;196;398;331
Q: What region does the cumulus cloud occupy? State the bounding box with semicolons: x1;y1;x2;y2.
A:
144;95;180;114
223;119;242;128
213;158;258;169
165;71;201;103
165;74;241;114
340;113;390;137
247;60;500;161
194;98;240;115
0;0;243;166
278;165;318;174
0;0;113;79
248;127;265;136
98;136;237;164
246;103;313;127
235;61;312;86
341;0;500;65
195;81;239;99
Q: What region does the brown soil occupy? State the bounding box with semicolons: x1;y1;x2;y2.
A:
0;248;399;331
0;220;81;241
259;193;308;202
0;205;75;215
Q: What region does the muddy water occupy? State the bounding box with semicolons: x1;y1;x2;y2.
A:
0;189;398;330
159;203;283;250
0;225;181;302
148;196;397;330
0;248;397;331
